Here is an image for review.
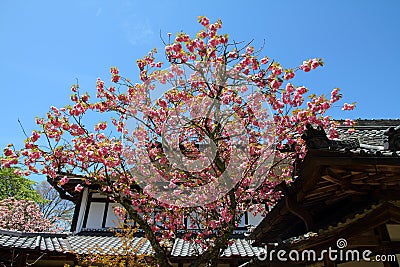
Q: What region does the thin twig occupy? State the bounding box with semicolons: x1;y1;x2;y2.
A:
17;118;29;138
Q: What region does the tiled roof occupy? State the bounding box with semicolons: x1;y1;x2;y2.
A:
0;229;261;258
171;238;202;257
171;238;261;258
69;234;153;255
320;120;400;156
338;120;399;145
336;123;400;155
336;127;386;147
222;239;261;257
0;230;70;253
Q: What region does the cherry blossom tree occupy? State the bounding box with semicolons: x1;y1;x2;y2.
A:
1;17;354;266
0;197;53;232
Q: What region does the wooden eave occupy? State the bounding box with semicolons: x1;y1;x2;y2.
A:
286;201;400;251
251;149;400;245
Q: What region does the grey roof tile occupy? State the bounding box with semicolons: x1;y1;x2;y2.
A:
0;230;69;253
336;127;387;147
326;120;400;155
67;235;153;255
170;238;260;258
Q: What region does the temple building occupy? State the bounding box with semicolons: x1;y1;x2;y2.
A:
247;120;400;267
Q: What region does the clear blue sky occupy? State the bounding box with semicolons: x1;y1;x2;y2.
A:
1;0;399;181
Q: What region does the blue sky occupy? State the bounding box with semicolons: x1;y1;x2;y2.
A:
1;0;399;181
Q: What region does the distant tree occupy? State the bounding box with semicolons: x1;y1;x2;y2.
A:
0;167;43;202
36;180;74;230
0;197;53;232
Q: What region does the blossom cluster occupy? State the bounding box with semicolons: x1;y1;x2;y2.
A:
0;198;53;232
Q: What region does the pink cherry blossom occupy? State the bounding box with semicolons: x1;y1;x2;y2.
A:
261;57;269;65
60;176;69;185
199;16;210;27
284;71;295;80
342;103;356;110
344;119;355;126
75;184;83;192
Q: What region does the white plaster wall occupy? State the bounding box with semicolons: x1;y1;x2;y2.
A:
86;202;106;229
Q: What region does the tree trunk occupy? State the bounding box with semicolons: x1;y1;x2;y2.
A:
120;200;173;267
189;191;237;267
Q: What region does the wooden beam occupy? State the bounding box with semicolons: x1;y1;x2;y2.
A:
279;182;314;231
324;168;373;195
321;174;342;185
